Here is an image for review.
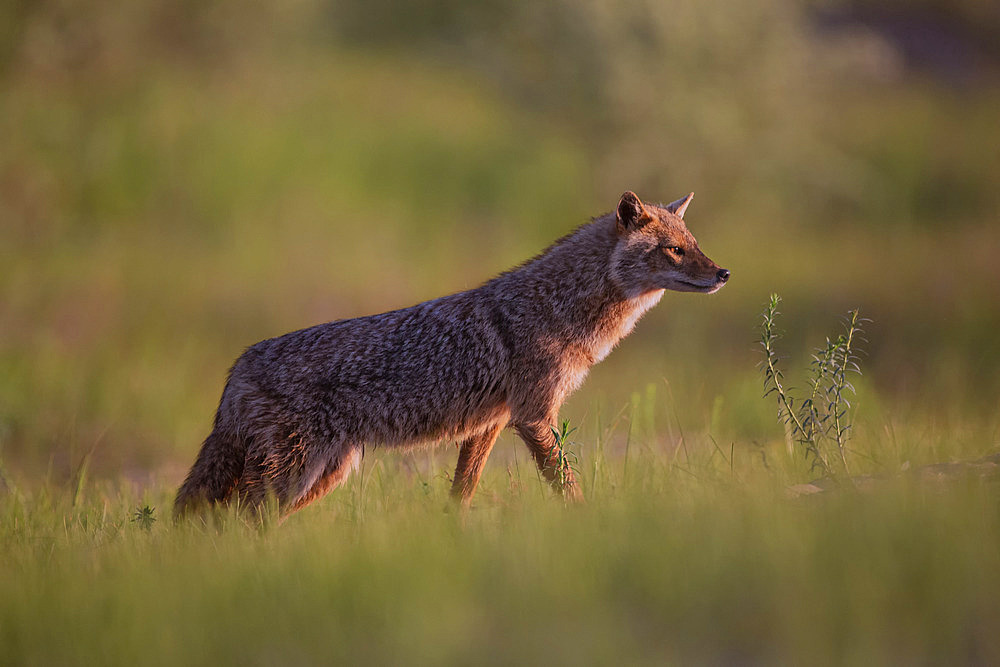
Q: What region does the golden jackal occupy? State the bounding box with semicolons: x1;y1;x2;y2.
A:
174;191;729;518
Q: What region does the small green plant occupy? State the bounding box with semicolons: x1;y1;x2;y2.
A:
131;505;156;531
550;420;580;491
758;294;868;478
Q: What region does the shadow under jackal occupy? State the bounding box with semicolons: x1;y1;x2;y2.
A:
174;191;729;518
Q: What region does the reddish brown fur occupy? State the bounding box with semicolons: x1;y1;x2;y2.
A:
174;191;728;519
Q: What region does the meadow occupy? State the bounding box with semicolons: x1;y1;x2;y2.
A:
2;0;999;663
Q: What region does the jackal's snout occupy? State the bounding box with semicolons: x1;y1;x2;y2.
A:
698;265;730;293
701;261;729;292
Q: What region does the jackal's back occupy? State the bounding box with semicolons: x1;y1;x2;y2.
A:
226;289;512;448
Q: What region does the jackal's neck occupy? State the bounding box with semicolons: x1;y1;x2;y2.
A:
490;214;658;356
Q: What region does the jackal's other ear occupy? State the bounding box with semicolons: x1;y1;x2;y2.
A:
665;192;694;219
617;191;650;233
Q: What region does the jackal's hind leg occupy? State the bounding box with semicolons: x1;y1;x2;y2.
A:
450;423;505;504
288;447;361;514
234;434;311;516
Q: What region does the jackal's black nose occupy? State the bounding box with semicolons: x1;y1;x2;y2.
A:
717;268;730;283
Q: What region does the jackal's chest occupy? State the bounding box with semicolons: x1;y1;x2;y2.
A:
555;290;664;400
586;289;664;364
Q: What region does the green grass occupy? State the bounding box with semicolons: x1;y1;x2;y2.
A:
2;423;999;665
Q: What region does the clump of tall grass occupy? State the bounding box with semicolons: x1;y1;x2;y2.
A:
550;419;581;493
758;293;868;479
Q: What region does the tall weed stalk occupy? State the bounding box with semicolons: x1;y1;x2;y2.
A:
758;294;868;478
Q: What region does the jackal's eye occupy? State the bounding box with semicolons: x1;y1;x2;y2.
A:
663;245;684;258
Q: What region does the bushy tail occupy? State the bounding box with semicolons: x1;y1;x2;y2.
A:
173;430;247;519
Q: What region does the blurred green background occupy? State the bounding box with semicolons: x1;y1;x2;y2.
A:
1;0;999;482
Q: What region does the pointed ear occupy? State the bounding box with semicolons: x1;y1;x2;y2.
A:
665;192;694;219
616;191;650;233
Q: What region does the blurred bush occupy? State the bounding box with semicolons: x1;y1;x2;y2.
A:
1;0;998;478
330;0;1000;221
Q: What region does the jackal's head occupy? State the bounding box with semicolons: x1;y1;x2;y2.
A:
609;190;730;297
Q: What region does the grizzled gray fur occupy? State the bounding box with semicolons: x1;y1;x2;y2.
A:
174;191;729;518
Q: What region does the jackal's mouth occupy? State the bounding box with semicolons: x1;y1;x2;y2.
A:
677;279;724;294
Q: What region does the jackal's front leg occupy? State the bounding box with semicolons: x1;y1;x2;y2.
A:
450;422;504;504
514;421;583;502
